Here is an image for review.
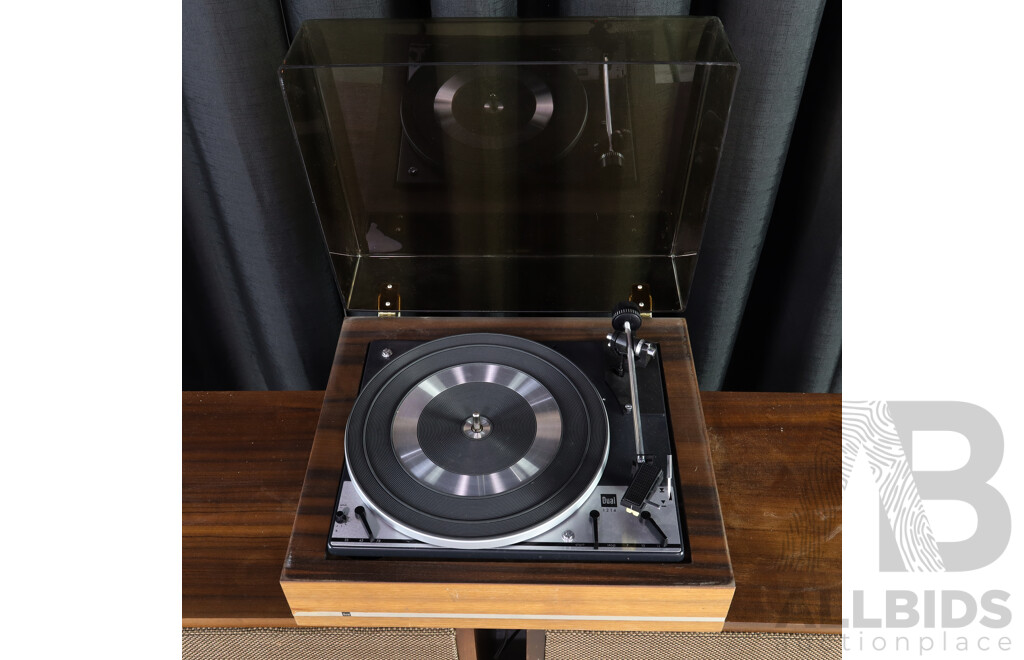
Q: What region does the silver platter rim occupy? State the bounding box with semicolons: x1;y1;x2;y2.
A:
391;362;563;497
349;429;609;550
345;343;610;550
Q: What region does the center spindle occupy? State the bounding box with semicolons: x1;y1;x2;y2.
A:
462;411;493;439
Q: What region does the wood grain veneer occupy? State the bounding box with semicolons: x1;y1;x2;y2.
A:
704;392;842;633
183;390;324;626
182;388;841;632
279;317;735;631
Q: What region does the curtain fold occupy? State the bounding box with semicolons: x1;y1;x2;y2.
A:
684;0;833;391
182;0;842;392
722;0;841;392
183;0;343;389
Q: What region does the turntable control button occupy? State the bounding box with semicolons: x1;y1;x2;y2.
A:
640;510;668;548
561;530;575;543
354;506;374;541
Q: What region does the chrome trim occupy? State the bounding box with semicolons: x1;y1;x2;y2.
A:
392;363;561;496
344;338;611;551
348;422;609;550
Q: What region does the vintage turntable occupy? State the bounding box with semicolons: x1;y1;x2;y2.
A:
279;16;740;628
331;308;685;561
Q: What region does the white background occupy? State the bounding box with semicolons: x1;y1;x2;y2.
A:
0;3;182;658
0;1;1021;658
844;2;1024;658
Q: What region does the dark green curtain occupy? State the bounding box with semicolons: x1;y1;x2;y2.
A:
183;0;841;392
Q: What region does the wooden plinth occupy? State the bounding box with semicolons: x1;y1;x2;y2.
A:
279;317;734;631
183;390;841;631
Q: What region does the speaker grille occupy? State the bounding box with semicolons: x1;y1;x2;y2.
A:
182;627;458;660
544;630;840;660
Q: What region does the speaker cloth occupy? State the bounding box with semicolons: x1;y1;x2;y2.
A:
344;334;609;548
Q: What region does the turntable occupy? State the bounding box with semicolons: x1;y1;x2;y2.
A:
332;310;684;562
279;17;740;631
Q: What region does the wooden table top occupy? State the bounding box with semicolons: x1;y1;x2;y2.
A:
182;390;840;632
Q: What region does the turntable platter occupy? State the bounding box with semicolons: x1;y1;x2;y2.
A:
344;333;609;549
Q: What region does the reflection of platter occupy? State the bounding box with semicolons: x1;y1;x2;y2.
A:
400;65;588;169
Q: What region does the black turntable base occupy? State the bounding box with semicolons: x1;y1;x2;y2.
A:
328;331;688;562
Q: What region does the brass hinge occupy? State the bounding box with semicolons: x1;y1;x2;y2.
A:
377;283;400;317
629;283;653;317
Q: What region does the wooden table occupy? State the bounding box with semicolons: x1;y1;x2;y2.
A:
182;390;839;633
